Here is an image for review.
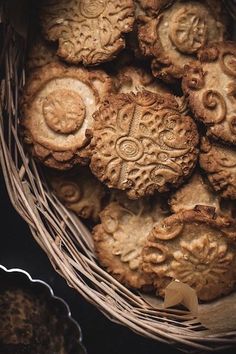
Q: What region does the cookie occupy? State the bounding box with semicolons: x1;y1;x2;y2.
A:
138;0;227;83
48;167;106;222
93;197;166;289
142;208;236;301
39;0;135;65
200;137;236;200
21;63;113;170
26;36;58;72
169;171;221;214
182;42;236;145
90;91;199;199
114;65;169;95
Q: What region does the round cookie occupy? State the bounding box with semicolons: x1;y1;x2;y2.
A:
90;91;199;199
142;208;236;301
200;137;236;200
39;0;135;65
93;197;166;289
169;171;221;214
182;42;236;145
48;167;106;222
137;0;227;83
21;63;113;170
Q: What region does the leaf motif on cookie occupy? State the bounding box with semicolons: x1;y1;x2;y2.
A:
90;91;199;199
39;0;134;65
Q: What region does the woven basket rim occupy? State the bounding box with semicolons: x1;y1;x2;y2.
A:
1;1;236;352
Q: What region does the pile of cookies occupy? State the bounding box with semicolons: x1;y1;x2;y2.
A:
21;0;236;302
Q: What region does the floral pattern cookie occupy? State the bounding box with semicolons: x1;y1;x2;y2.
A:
39;0;135;65
21;63;113;170
142;208;236;301
138;0;227;82
90;91;199;199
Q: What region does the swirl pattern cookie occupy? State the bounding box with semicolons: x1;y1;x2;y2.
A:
138;0;227;82
90;91;199;199
48;167;106;222
21;63;113;170
93;197;166;289
182;42;236;145
39;0;135;65
142;208;236;301
200;138;236;200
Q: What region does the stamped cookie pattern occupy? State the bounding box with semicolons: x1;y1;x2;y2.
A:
138;0;226;82
93;197;166;289
90;91;199;199
200;138;236;200
49;167;106;222
182;42;236;145
39;0;134;65
142;209;236;301
21;63;113;169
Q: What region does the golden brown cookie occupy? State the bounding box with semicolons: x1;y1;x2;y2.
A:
182;42;236;145
90;91;199;199
169;171;221;214
39;0;135;65
142;208;236;301
48;167;106;222
138;0;227;83
114;65;169;95
21;63;113;170
200;137;236;200
93;197;166;289
26;36;58;72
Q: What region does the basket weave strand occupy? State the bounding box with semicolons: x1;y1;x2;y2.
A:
1;1;236;352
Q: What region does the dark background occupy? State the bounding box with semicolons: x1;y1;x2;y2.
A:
0;168;235;354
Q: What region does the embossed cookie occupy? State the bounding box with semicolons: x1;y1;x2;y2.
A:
93;197;166;289
48;167;106;222
169;171;221;213
200;137;236;200
182;42;236;145
21;63;113;170
90;91;199;199
138;0;227;82
142;208;236;301
39;0;135;65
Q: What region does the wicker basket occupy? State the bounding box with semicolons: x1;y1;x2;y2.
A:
1;1;236;352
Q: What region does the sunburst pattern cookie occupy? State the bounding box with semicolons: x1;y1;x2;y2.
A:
48;167;106;222
39;0;135;65
21;63;113;170
183;42;236;145
138;0;227;82
90;91;199;199
93;197;166;289
142;208;236;301
200;138;236;200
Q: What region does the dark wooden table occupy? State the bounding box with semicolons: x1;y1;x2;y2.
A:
1;169;236;354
